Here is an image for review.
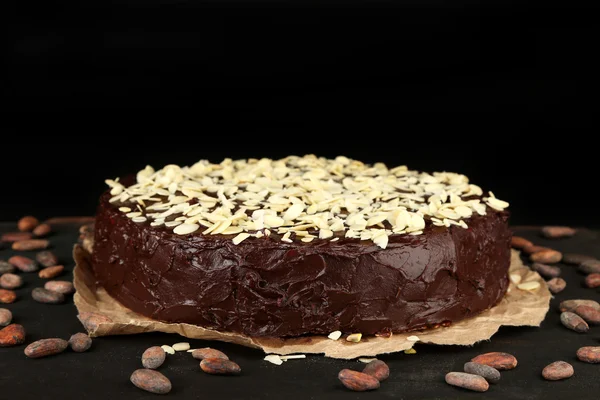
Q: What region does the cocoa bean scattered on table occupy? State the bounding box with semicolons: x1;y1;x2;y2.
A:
511;236;533;249
12;239;50;251
130;369;172;394
546;278;567;294
560;311;589;333
573;305;600;325
44;280;74;295
584;273;600;288
1;232;33;242
32;287;65;304
463;362;501;384
471;352;517;370
530;250;562;264
36;251;59;268
77;312;113;332
338;369;380;391
523;244;551;255
560;299;600;313
542;361;574;381
0;273;23;290
0;324;26;347
18;216;39;232
33;223;52;237
0;308;12;327
8;256;38;272
0;289;17;304
191;348;229;360
562;253;596;266
38;265;64;279
531;263;561;278
142;346;166;369
200;358;241;375
445;372;489;392
579;260;600;275
362;360;390;382
576;346;600;363
0;261;15;274
24;338;68;358
541;226;576;239
69;332;92;352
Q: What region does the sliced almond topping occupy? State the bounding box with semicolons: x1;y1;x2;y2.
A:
517;281;540;291
346;333;362;343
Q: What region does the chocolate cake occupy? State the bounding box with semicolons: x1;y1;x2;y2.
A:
92;156;511;338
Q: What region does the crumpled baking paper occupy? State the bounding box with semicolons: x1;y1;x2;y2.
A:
73;240;550;359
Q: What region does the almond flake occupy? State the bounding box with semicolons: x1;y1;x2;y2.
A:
404;348;417;354
119;207;132;212
173;223;199;235
279;354;306;361
232;232;250;245
509;273;522;285
517;281;540;291
161;345;175;355
172;342;190;351
358;357;378;363
328;331;342;340
264;354;283;365
406;335;419;342
346;333;362;343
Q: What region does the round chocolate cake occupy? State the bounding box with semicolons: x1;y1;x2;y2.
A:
92;156;511;338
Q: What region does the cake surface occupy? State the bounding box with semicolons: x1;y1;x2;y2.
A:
92;155;511;337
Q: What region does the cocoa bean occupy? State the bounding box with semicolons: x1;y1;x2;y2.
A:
32;287;65;304
471;352;517;370
511;236;533;249
0;261;15;274
44;280;75;295
531;263;561;278
12;239;50;251
38;265;64;279
77;312;113;332
0;308;12;327
579;260;600;274
33;223;52;237
0;289;17;304
560;299;600;313
1;232;33;242
45;216;95;225
562;253;596;266
191;348;229;360
523;244;551;255
36;251;59;268
576;346;600;363
546;278;567;294
18;216;39;232
530;250;562;264
24;338;68;358
541;226;576;239
69;332;92;352
0;324;26;347
130;369;172;394
445;372;489;392
585;273;600;288
142;346;166;369
362;360;389;382
200;358;241;375
0;273;23;289
542;361;574;380
463;362;501;384
338;369;380;391
573;305;600;325
560;311;589;333
8;256;39;272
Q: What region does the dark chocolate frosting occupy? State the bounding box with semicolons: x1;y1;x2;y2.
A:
92;191;511;337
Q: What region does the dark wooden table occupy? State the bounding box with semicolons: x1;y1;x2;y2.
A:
1;223;599;399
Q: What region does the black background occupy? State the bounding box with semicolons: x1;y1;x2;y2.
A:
4;1;597;227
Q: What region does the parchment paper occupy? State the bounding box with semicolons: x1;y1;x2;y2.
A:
73;240;550;359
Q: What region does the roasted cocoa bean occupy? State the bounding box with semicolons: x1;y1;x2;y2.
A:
0;308;12;327
573;305;600;325
338;369;380;391
142;346;166;369
445;372;489;392
32;287;65;304
562;253;596;265
18;216;39;232
530;250;562;264
33;223;52;237
576;346;600;363
0;324;26;347
36;251;59;268
579;260;600;274
463;362;501;384
191;348;229;360
25;338;68;358
542;361;574;380
546;278;567;294
200;358;241;375
560;311;589;333
44;280;74;295
45;216;95;225
0;289;17;304
0;273;23;289
130;369;172;394
77;312;113;332
523;244;551;255
8;256;38;272
362;360;389;382
12;239;50;251
531;263;561;278
1;232;33;242
560;299;600;313
0;261;15;274
471;352;517;370
511;236;533;249
38;265;64;279
69;332;92;352
584;273;600;288
541;226;576;239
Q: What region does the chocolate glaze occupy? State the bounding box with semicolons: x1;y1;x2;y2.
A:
92;191;511;337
